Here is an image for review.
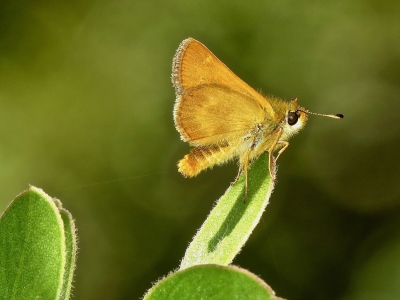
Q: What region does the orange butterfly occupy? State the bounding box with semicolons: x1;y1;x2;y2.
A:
172;38;343;193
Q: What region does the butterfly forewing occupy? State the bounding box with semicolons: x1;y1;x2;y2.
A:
172;38;274;115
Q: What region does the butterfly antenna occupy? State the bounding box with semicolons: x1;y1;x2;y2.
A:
299;110;344;119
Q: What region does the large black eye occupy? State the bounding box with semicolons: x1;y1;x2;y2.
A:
287;111;299;126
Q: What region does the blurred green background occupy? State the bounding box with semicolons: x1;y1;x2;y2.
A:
1;1;400;299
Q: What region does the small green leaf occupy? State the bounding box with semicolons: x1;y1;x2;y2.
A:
0;186;77;300
144;264;283;300
180;152;274;269
56;200;78;300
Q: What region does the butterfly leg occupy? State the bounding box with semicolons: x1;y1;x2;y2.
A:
231;168;243;186
233;135;258;202
268;129;284;179
243;149;251;201
242;133;262;201
231;147;251;201
275;141;289;162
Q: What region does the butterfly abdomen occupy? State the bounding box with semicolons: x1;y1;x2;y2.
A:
178;144;234;177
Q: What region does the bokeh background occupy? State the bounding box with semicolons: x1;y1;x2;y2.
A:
1;1;400;299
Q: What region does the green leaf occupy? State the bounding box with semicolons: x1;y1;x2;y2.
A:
144;264;283;300
56;201;78;300
180;152;274;269
0;186;77;300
